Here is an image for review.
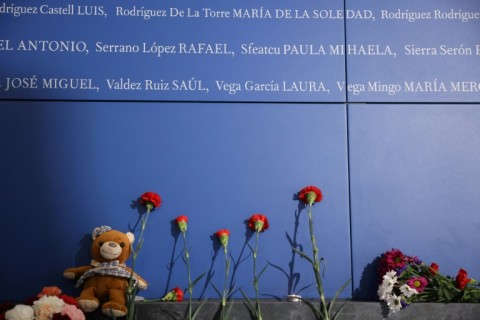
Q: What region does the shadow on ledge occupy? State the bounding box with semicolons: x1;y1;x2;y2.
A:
352;256;381;301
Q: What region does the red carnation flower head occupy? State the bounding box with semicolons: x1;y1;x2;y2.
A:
456;268;471;290
37;286;62;298
298;186;323;206
162;287;184;302
59;294;78;307
215;229;230;247
140;191;162;211
429;262;439;276
172;287;184;302
176;215;188;233
248;214;269;232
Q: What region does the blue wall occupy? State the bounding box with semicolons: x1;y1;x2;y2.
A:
1;0;480;303
0;102;352;300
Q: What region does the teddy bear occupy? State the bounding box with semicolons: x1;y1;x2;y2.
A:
64;226;147;317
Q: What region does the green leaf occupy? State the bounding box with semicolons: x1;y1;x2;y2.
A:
301;298;323;320
190;272;207;289
191;298;208;320
327;278;351;317
331;300;349;320
240;289;256;314
292;247;314;265
221;299;235;320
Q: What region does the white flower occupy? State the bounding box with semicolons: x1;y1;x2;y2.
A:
33;295;65;320
377;281;394;300
400;284;418;298
383;270;398;285
5;305;35;320
386;293;403;313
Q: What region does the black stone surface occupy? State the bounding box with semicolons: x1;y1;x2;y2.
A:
132;301;480;320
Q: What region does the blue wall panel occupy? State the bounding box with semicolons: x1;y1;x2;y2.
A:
349;104;480;299
0;0;345;102
346;0;480;102
1;0;480;307
0;101;351;301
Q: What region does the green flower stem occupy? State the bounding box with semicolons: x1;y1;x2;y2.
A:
126;207;152;320
307;204;329;320
181;230;193;320
218;245;231;320
222;245;230;307
253;230;262;320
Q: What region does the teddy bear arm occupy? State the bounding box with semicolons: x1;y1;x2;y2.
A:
63;266;93;280
125;268;148;290
137;276;148;290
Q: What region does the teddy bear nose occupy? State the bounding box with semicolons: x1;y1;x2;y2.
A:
108;243;117;247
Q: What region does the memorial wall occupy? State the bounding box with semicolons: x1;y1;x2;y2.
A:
1;0;479;302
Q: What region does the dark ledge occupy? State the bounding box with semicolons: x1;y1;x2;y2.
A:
126;300;480;320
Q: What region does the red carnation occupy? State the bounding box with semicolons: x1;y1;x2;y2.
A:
248;214;269;232
215;229;230;247
429;262;439;276
176;215;189;233
298;186;323;205
140;191;162;210
456;268;471;290
172;287;184;302
162;287;184;302
37;286;62;298
59;294;78;307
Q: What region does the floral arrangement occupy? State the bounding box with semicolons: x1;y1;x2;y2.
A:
1;286;84;320
293;186;350;320
378;248;480;313
3;185;358;320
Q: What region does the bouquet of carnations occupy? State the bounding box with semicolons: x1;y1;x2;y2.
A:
1;286;84;320
377;248;480;313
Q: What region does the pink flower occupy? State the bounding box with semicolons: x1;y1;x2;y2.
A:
61;304;85;320
379;249;407;275
407;277;428;293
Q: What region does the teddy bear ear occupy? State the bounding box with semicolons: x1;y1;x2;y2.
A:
92;226;112;240
127;232;135;244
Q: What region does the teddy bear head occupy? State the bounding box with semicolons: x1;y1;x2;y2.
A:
90;226;135;264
